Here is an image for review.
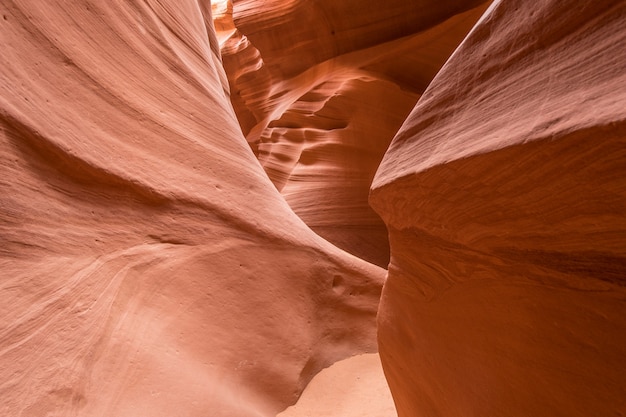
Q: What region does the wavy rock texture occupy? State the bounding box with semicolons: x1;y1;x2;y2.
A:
0;1;384;416
5;0;625;416
370;1;626;416
217;0;491;267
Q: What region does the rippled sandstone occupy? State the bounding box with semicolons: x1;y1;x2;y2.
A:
0;2;383;416
2;0;625;416
370;1;626;416
217;0;491;267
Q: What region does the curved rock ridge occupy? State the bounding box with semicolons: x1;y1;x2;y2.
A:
370;0;626;416
218;0;492;266
0;1;384;416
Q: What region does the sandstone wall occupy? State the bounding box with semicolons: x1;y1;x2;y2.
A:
218;0;491;266
0;2;383;415
370;1;626;415
3;1;625;416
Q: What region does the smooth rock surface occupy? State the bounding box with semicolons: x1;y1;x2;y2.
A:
277;353;396;417
371;1;626;416
0;1;384;416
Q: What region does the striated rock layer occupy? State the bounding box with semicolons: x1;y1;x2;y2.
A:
371;0;626;416
217;0;491;266
0;1;384;416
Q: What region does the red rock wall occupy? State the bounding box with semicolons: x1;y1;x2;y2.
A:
4;1;625;416
370;0;626;415
0;1;384;416
219;0;491;267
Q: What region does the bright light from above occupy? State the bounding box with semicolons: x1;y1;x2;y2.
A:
211;0;235;46
211;0;230;19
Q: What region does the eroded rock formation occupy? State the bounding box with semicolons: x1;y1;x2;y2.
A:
370;0;626;415
217;0;491;267
3;0;626;416
0;2;383;416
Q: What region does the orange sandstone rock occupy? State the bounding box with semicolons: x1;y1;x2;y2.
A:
0;1;383;416
218;0;491;266
371;0;626;416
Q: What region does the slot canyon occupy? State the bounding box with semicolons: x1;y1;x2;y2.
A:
1;0;625;416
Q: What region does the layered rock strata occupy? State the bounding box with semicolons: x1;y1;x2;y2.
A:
217;0;492;266
370;1;626;416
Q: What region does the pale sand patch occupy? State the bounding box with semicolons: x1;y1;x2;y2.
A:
277;353;397;417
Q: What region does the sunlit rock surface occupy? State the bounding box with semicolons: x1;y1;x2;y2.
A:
370;0;626;416
0;2;384;416
217;0;491;266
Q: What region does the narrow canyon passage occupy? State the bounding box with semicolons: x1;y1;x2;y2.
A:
1;1;625;417
213;0;492;268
